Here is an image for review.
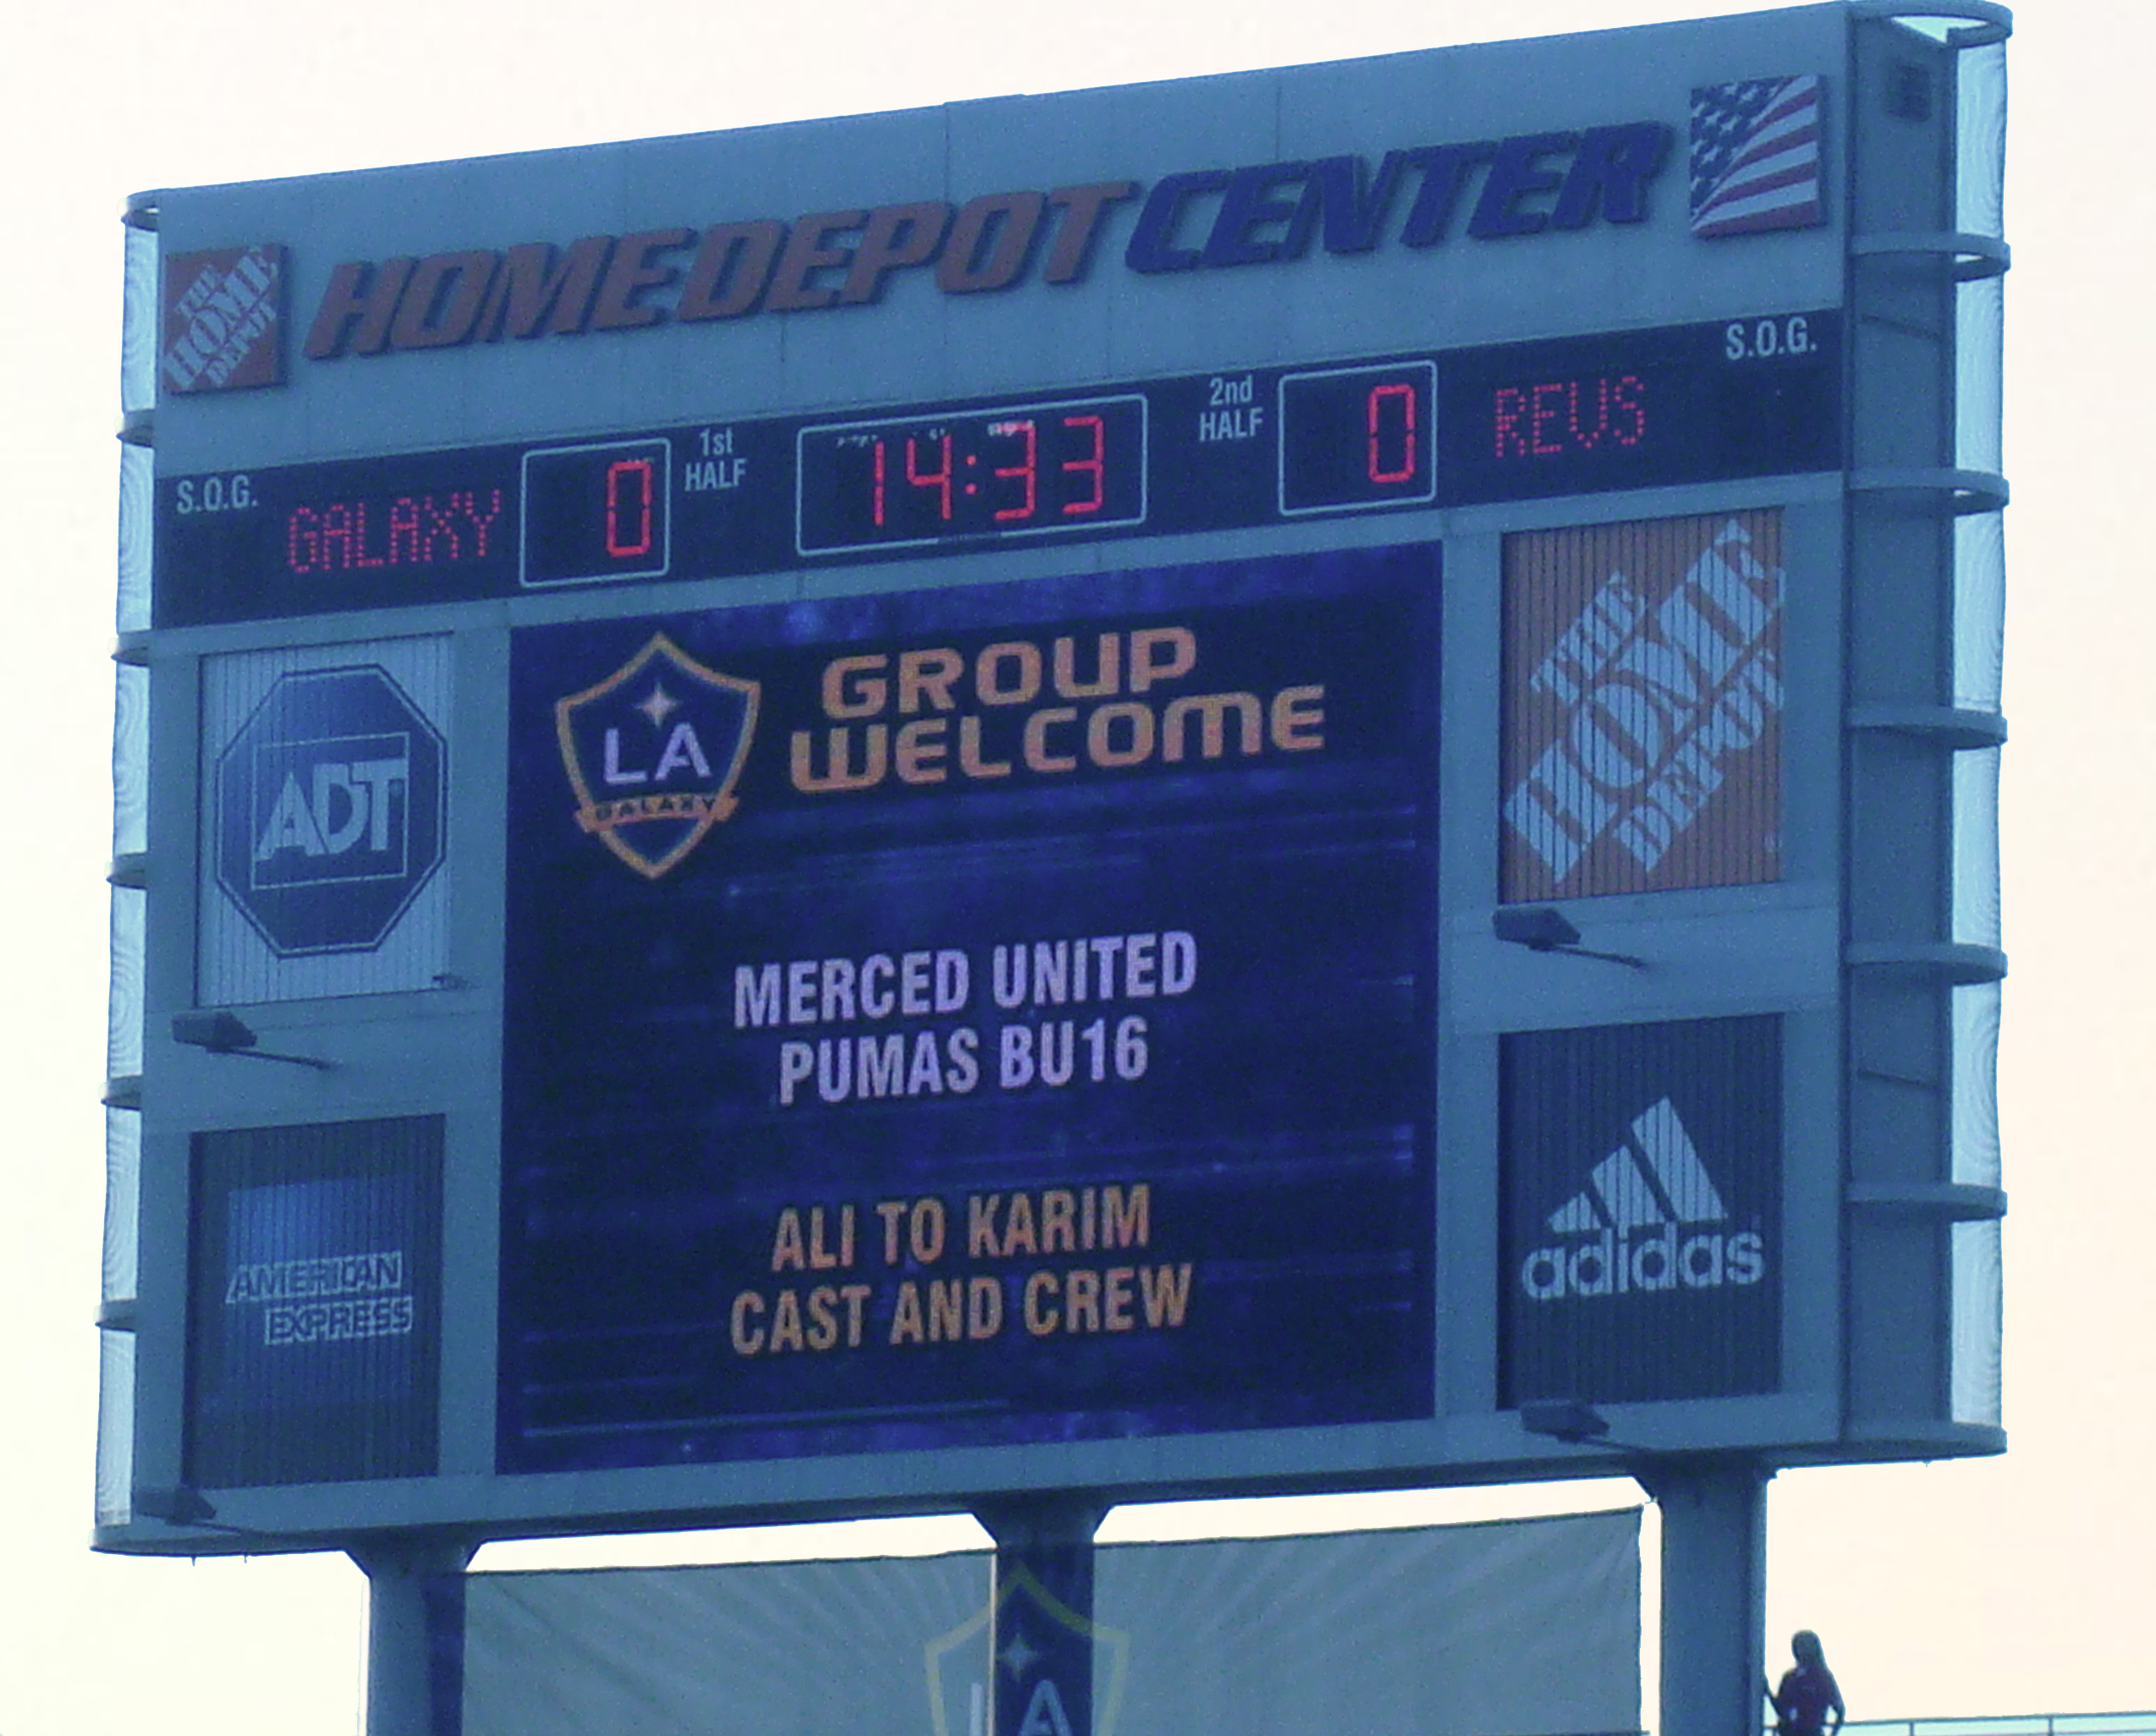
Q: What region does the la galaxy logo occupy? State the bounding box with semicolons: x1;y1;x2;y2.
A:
555;634;758;878
925;1564;1130;1736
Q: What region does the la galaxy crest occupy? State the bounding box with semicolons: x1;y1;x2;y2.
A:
555;634;758;878
924;1564;1130;1736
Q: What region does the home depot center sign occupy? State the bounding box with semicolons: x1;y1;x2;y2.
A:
303;123;1670;358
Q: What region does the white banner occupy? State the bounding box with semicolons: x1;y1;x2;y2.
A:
462;1510;1640;1736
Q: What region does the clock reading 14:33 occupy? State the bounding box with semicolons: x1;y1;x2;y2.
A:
796;395;1148;554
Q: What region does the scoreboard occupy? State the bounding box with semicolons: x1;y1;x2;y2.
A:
98;2;2010;1552
157;315;1839;622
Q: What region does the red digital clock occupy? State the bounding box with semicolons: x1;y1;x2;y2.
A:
795;395;1147;554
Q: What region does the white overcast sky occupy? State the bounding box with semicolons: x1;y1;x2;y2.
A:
1;3;2142;1733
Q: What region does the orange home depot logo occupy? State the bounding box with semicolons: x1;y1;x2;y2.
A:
162;245;286;393
1500;512;1784;900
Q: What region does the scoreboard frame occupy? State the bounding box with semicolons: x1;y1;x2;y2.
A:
99;0;2010;1554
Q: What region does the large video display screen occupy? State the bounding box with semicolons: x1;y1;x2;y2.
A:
498;547;1439;1470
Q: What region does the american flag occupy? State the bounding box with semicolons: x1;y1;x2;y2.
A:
1689;75;1824;239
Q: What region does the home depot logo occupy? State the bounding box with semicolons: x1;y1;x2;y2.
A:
1501;514;1783;899
1518;1097;1766;1302
162;244;285;393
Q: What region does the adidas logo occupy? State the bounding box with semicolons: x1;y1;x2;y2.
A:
1519;1097;1766;1302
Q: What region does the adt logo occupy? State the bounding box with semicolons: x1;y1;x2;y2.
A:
217;666;446;956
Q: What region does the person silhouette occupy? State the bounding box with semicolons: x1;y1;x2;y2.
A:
1768;1630;1845;1736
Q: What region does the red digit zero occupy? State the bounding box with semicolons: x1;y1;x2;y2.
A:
604;459;655;558
1367;382;1418;486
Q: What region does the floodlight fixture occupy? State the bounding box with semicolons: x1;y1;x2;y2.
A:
170;1010;336;1071
1492;908;1648;970
1519;1399;1614;1444
131;1484;219;1525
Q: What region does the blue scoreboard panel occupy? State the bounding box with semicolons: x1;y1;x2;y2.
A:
101;3;2010;1552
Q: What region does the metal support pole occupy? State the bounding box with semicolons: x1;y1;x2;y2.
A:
973;1496;1108;1736
350;1535;475;1736
1644;1459;1771;1736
